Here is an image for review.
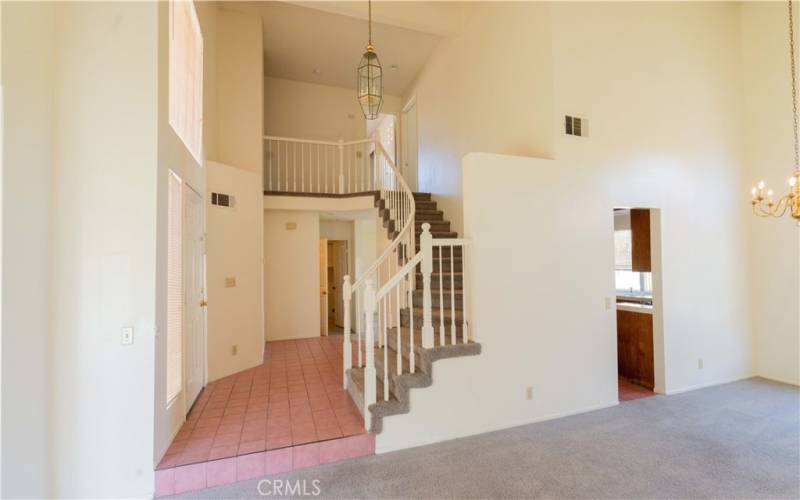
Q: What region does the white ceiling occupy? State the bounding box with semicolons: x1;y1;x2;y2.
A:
222;1;450;95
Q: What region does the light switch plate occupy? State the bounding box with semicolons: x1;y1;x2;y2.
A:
122;326;134;345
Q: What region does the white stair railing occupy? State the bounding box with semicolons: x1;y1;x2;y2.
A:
263;136;376;194
350;223;473;414
342;141;416;386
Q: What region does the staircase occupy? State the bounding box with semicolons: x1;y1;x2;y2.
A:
261;134;478;436
346;192;480;433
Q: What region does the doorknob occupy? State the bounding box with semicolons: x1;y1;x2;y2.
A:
200;300;208;307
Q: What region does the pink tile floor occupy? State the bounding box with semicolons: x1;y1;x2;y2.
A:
155;337;372;496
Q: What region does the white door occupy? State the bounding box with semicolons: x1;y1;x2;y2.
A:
184;185;206;410
401;100;418;191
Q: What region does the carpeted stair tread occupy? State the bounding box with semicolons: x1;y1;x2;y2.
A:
346;325;480;433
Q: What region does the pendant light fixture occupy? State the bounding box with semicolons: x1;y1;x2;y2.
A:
750;0;800;220
357;0;383;120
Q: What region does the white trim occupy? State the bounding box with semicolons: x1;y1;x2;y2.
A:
663;375;754;395
375;400;619;454
402;95;417;113
754;374;800;387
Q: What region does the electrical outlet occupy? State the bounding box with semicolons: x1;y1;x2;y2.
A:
698;358;704;370
525;386;533;400
121;326;134;345
225;277;236;288
232;345;238;356
605;297;613;310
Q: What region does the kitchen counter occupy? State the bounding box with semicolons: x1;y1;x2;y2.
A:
617;302;653;314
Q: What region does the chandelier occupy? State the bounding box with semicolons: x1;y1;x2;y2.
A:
357;0;383;120
751;0;800;220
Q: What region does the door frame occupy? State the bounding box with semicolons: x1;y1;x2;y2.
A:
183;181;207;410
319;239;328;336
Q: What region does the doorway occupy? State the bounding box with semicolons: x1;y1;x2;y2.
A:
184;184;206;409
613;208;660;402
320;239;348;335
401;98;418;191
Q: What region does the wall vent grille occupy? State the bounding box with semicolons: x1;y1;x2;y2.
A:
565;115;585;137
211;192;233;207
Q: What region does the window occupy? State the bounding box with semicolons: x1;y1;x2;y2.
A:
614;227;652;296
167;171;184;403
169;0;203;163
615;270;652;295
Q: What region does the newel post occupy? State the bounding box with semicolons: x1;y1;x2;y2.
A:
363;279;377;430
342;275;352;389
420;223;435;348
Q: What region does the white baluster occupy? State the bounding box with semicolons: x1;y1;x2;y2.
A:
396;285;401;376
342;275;352;389
382;297;389;401
407;274;414;373
463;242;470;343
268;140;273;191
338;139;345;194
301;143;305;192
420;223;434;348
363;279;377;431
450;244;456;345
438;246;445;346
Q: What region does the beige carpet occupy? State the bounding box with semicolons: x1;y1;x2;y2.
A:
168;377;799;499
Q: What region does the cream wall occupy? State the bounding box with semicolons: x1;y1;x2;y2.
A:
264;76;401;141
741;2;800;386
0;2;53;496
207;162;264;380
379;1;755;452
354;219;377;280
47;2;159;496
402;2;554;233
217;8;263;173
264;211;321;340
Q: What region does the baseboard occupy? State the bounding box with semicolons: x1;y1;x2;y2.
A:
664;374;753;395
754;374;800;387
375;399;620;455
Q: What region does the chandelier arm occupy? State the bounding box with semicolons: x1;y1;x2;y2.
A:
752;203;770;217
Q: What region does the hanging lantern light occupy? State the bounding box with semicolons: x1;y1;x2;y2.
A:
357;0;382;120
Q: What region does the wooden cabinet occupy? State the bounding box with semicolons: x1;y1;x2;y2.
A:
616;309;654;389
630;208;651;272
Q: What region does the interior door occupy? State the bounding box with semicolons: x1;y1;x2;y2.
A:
333;241;348;327
402;101;418;191
184;185;206;410
319;239;328;336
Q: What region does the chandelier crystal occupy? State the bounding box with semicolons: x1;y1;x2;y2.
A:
751;0;800;220
357;0;383;120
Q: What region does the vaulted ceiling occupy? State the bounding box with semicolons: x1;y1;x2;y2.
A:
222;1;466;95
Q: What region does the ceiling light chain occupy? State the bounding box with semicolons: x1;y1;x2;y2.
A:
357;0;383;120
750;0;800;220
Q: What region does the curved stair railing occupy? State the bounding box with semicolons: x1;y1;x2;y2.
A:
342;142;416;389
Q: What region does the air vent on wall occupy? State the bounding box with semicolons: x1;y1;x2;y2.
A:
211;192;233;207
565;115;586;137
